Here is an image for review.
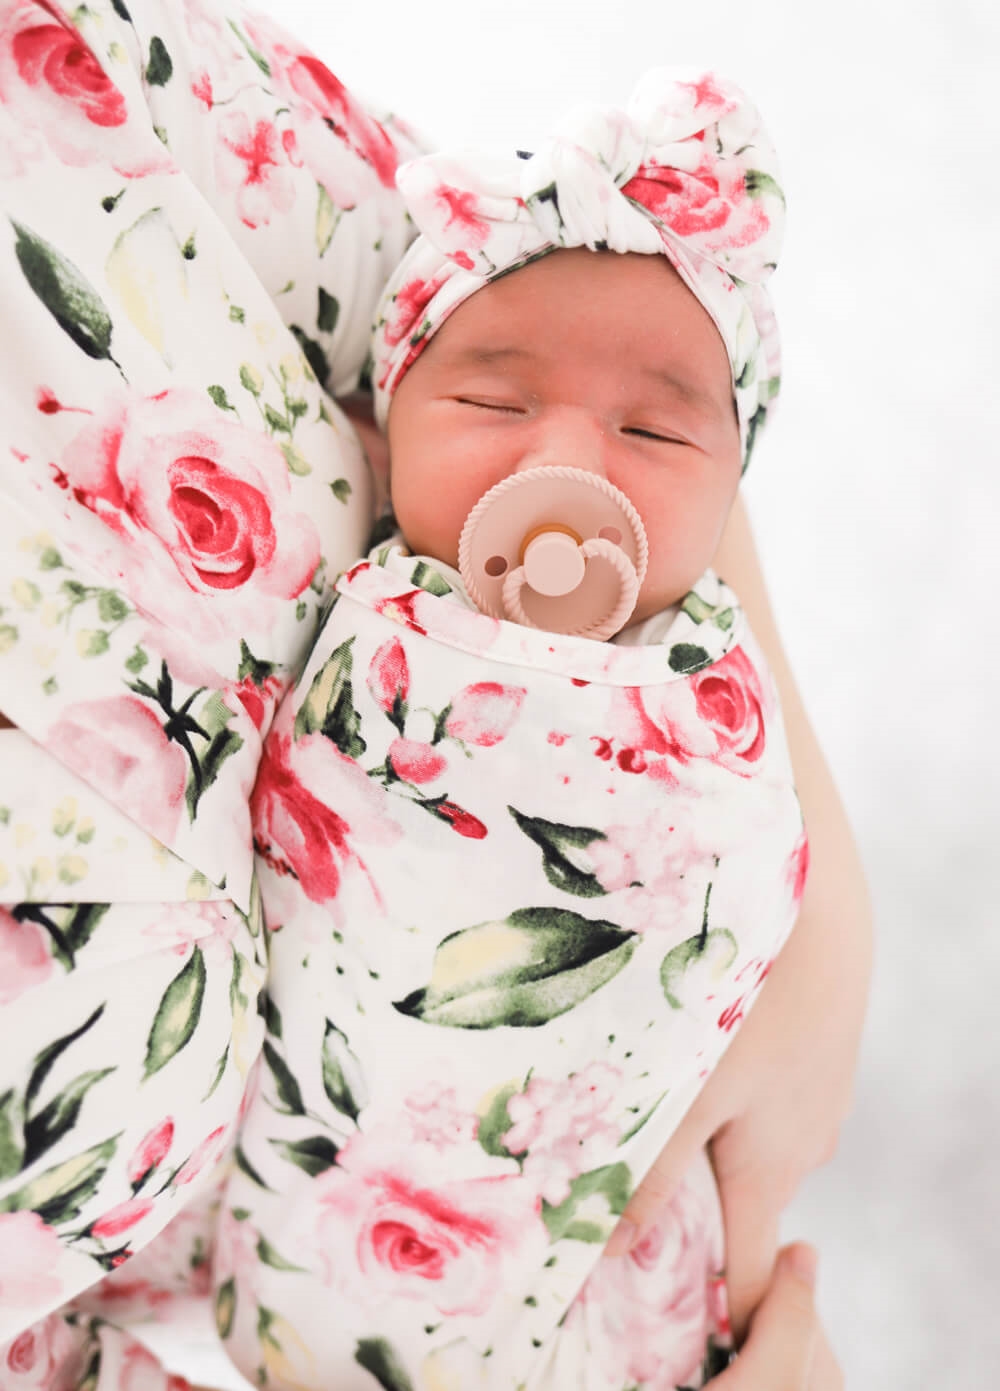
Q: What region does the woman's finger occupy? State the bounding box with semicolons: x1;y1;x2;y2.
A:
708;1243;820;1389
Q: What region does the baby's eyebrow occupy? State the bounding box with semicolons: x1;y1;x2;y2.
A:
638;366;729;420
442;345;537;368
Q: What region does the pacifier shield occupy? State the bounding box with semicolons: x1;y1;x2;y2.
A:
458;466;648;639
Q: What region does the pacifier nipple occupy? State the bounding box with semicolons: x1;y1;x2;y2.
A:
457;466;648;640
521;525;586;596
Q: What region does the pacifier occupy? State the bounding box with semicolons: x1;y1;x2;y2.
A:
457;466;648;640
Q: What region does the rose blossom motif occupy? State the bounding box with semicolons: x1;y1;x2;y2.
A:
252;703;400;906
615;646;767;777
57;387;321;640
0;1;173;176
388;737;447;785
243;13;399;206
2;1313;78;1390
47;696;187;844
90;1197;154;1241
309;1130;544;1317
367;637;409;712
127;1118;174;1187
214;110;296;229
567;1159;726;1389
0;1213;63;1306
786;832;810;904
503;1064;623;1205
0;907;53;1005
717;956;772;1033
230;673;283;732
444;682;527;748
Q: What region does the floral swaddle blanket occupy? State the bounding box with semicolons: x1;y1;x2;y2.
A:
218;550;808;1391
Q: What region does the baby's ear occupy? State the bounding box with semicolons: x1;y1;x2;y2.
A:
337;391;390;511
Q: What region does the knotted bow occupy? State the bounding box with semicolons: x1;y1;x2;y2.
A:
371;69;785;469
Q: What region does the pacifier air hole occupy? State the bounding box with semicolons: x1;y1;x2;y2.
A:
484;555;508;577
598;525;622;545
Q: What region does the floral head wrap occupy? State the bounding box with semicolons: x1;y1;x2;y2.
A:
370;70;785;470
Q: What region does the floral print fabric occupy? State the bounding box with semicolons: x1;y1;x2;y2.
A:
369;69;785;469
220;552;808;1389
0;0;419;1384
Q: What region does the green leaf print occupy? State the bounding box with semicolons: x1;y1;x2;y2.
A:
23;1067;116;1171
262;1040;306;1116
268;1134;339;1177
0;1090;25;1182
508;807;609;898
315;183;340;257
145;35;173;86
393;907;637;1029
317;287;339;334
237;638;278;686
321;1020;366;1122
744;169;786;205
25;1003;105;1111
354;1338;415;1391
215;1275;236;1339
234;1142;272;1190
0;1134;120;1225
11;222;118;366
668;642;712;674
660;929;738;1010
256;1235;306;1272
294;636;366;758
290;324;330;389
540;1162;632;1243
143;946;207;1079
476;1081;520;1159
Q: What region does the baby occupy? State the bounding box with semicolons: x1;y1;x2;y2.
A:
222;71;808;1391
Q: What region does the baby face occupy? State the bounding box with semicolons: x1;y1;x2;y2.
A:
386;247;741;626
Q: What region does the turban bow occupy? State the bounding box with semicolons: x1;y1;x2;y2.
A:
371;69;785;469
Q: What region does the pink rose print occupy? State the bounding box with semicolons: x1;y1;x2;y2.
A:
230;672;283;733
243;14;399;205
434;800;488;840
388;737;447;785
568;1163;725;1389
47;695;187;844
503;1064;623;1204
57;388;320;640
252;707;400;906
127;1118;175;1188
0;908;52;1005
367;637;409;712
616;647;768;778
311;1131;544;1317
402;1084;478;1150
2;1313;77;1390
0;1212;63;1306
172;1122;230;1188
214;110;296;229
381;268;453;352
444;681;527;748
0;1;173;176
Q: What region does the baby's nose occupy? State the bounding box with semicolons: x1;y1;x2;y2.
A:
515;411;608;477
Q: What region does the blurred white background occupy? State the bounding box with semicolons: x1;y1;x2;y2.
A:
159;0;1000;1385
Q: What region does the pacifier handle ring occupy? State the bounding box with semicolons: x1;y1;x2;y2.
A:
501;536;640;640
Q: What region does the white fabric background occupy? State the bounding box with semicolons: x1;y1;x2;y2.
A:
157;1;1000;1385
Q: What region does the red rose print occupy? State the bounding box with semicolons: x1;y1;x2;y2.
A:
57;388;320;640
786;832;810;904
367;637;410;712
0;1;173;175
444;682;526;748
388;737;446;785
692;647;766;768
433;800;488;839
252;709;399;905
231;674;283;732
3;1313;76;1389
382;268;453;350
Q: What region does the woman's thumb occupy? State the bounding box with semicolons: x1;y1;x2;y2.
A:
710;1243;820;1389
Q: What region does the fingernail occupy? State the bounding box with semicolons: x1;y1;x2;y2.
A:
782;1242;818;1290
604;1218;637;1258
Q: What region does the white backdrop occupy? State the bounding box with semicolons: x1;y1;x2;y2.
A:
159;1;1000;1385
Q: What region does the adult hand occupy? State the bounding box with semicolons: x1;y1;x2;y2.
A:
709;1244;843;1390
